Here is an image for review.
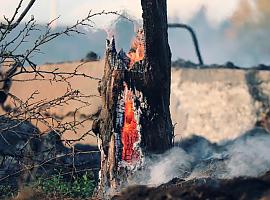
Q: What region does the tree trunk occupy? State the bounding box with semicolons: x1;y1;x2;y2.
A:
93;0;173;196
140;0;173;153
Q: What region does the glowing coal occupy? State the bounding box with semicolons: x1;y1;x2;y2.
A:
121;89;140;163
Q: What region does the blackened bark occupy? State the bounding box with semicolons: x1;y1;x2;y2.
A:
140;0;173;153
95;0;173;196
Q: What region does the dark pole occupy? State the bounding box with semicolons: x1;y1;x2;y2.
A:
168;23;204;65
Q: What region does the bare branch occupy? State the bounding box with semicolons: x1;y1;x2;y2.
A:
0;0;36;31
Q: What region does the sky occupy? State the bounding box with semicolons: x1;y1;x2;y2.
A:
3;0;270;67
0;0;241;28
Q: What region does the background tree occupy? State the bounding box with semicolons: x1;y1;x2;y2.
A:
85;51;99;61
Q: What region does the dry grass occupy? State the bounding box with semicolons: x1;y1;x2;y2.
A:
1;60;104;145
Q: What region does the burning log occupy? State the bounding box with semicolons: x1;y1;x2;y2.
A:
93;0;173;196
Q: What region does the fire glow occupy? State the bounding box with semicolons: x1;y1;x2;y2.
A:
109;29;145;165
120;29;145;164
121;90;140;163
127;28;145;68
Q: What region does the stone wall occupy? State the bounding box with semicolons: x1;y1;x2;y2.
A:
171;67;270;142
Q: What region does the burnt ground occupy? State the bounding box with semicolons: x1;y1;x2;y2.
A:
112;172;270;200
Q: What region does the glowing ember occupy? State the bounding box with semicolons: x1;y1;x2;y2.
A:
127;28;145;68
121;90;140;163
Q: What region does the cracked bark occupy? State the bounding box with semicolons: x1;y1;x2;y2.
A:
94;0;173;196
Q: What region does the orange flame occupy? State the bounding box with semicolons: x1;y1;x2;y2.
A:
121;91;139;163
127;28;144;68
120;29;144;163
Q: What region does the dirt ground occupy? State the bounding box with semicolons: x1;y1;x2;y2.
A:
1;60;104;145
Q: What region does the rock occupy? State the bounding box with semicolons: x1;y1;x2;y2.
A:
0;117;100;187
38;131;100;176
0;116;41;174
0;116;43;191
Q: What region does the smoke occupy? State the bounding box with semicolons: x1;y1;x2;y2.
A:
167;0;239;26
223;0;270;66
107;12;139;52
6;1;270;67
169;0;270;67
49;0;57;29
148;148;193;185
231;0;270;26
131;128;270;186
226;132;270;177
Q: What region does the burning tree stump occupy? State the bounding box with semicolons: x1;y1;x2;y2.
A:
93;0;173;195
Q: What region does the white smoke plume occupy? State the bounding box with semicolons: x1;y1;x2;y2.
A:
148;148;193;185
169;0;270;66
131;128;270;186
226;133;270;177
